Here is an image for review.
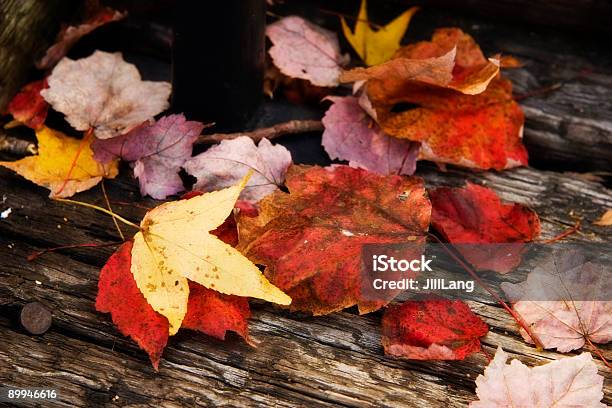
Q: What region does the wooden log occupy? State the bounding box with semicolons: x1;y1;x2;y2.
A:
0;165;610;407
0;0;76;110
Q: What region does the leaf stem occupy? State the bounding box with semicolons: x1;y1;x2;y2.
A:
196;120;323;145
54;197;141;230
101;181;125;240
427;232;545;349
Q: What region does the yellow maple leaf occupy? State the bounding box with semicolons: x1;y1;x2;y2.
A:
130;174;291;334
341;0;418;66
0;126;118;198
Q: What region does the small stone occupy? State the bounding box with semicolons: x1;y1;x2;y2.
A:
20;302;52;335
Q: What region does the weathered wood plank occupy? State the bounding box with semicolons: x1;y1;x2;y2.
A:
0;164;610;407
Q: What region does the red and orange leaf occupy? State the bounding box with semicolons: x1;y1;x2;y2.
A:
430;183;540;273
359;28;527;170
237;165;431;315
382;299;488;360
7;79;49;129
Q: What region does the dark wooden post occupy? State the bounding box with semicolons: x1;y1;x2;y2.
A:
171;0;266;130
0;0;74;110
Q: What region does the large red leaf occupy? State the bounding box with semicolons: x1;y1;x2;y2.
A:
7;79;49;129
382;299;488;360
237;165;431;315
430;183;540;273
96;214;251;369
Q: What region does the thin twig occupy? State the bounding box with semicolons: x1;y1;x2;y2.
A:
101;181;125;240
28;241;124;261
197;120;323;145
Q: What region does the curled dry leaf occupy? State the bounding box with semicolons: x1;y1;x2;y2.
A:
41;51;171;139
93;114;204;199
237;165;431;315
341;0;418;66
471;347;605;407
130;174;290;334
430;183;540;273
502;250;611;352
266;16;346;87
37;8;127;70
382;299;488;360
6;79;49;129
352;28;526;170
184;136;292;204
321;96;418;175
594;209;612;226
0;126;118;198
97;240;251;370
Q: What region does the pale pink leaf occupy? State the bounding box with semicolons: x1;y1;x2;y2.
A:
92;114;203;199
471;347;605;407
184;136;292;203
502;251;611;352
322;96;418;175
41;51;171;139
266;16;346;87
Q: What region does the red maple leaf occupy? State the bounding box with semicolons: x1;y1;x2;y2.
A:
430;183;540;273
7;79;49;129
382;298;488;360
237;165;431;315
96;215;251;370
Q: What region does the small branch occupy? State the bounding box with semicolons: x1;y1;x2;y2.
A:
540;219;581;244
197;120;323;145
0;133;37;155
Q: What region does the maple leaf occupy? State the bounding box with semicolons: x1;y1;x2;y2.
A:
92;114;204;199
131;174;290;334
321;96;418;175
6;79;49;129
470;347;605;407
347;28;525;170
501;251;611;352
382;299;488;360
41;51;171;139
594;209;612;226
96;240;251;370
36;7;127;70
184;136;292;204
237;165;431;315
0;126;118;198
341;0;419;66
430;183;540;273
266;16;347;87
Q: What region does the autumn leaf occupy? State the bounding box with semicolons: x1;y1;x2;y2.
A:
184;136;292;204
41;51;171;139
36;7;127;70
470;348;605;407
96;240;251;370
237;165;431;315
430;183;540;273
266;16;347;87
341;0;418;66
92;114;204;199
321;96;418;175
0;126;118;198
594;209;612;226
502;251;611;352
6;79;49;129
350;28;525;170
382;299;488;360
131;174;290;334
